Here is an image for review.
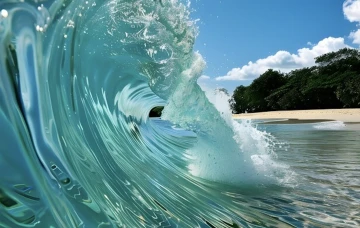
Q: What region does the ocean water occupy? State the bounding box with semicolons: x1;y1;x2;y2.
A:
0;0;359;227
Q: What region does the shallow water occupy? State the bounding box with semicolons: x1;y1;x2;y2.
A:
254;120;360;227
0;0;360;227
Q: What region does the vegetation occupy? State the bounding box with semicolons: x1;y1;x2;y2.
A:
230;48;360;113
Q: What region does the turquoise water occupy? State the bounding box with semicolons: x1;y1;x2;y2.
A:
1;0;360;227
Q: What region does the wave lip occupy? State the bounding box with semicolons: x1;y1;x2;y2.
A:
0;0;292;227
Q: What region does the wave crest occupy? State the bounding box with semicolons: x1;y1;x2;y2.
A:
0;0;291;227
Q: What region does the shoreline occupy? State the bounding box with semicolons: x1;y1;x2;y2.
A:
232;109;360;123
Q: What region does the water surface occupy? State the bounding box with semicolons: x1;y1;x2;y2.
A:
0;0;359;227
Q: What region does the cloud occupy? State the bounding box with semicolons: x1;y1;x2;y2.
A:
350;29;360;44
344;0;360;45
215;1;359;81
198;75;210;80
197;75;213;91
343;0;360;22
216;37;348;81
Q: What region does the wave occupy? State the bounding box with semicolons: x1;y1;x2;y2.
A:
313;121;346;130
0;0;291;227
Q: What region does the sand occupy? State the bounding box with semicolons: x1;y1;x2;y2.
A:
232;109;360;123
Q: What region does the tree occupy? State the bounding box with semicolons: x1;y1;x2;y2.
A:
216;88;229;96
315;48;360;67
230;48;360;112
336;72;360;107
230;85;249;113
267;67;313;110
246;69;286;112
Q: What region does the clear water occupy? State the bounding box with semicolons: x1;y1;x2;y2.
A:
0;0;359;227
254;120;360;227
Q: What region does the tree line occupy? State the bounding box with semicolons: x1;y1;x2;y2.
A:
230;48;360;113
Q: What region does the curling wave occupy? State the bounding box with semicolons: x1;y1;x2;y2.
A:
0;0;290;227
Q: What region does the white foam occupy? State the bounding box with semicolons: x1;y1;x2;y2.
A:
313;121;346;130
192;88;296;185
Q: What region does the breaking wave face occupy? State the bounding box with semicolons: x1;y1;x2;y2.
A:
0;0;290;227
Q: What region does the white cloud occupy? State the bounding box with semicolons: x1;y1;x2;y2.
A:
350;29;360;44
216;37;347;81
343;0;360;22
215;2;359;82
198;75;210;80
344;0;360;45
197;75;212;90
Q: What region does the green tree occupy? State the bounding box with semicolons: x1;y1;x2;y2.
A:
246;69;286;112
230;85;249;113
267;67;314;110
230;48;360;113
336;72;360;107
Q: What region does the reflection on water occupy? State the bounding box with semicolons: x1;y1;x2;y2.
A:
255;120;360;227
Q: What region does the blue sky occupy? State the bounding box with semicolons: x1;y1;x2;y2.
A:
190;0;360;93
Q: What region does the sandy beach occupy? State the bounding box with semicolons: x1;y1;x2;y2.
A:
232;109;360;123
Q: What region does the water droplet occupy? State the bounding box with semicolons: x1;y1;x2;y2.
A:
60;178;71;185
0;9;8;18
67;20;75;28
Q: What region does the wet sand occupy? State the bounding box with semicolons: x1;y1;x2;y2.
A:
232;109;360;123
